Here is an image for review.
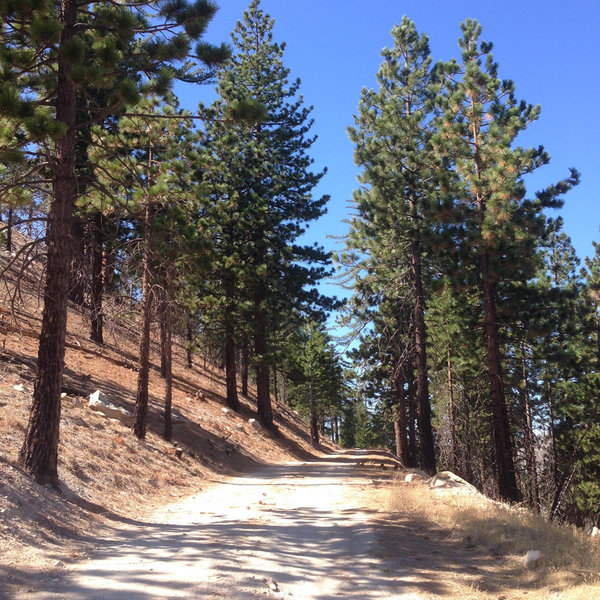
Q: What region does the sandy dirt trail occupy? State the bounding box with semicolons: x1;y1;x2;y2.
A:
18;451;423;600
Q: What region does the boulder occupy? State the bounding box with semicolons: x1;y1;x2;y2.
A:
591;526;599;537
429;471;479;495
88;390;132;426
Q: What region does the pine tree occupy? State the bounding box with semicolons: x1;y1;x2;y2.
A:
346;18;443;474
203;0;330;426
1;0;228;484
432;19;578;502
286;321;344;446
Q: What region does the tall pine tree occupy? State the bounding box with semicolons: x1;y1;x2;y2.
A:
203;0;330;426
432;19;578;501
346;18;442;473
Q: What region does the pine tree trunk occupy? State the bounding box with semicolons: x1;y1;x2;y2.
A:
6;206;13;252
521;344;540;512
254;291;272;427
163;265;173;442
447;342;457;472
309;377;319;446
547;380;559;492
463;386;473;482
27;205;33;238
159;289;167;379
405;362;418;468
281;369;287;405
68;216;87;306
272;364;278;404
393;365;409;464
19;0;77;486
103;245;116;295
480;243;520;502
241;337;249;396
186;316;193;368
90;212;104;344
224;304;240;411
132;202;154;440
411;238;436;475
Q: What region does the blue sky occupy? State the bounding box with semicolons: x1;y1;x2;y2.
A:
176;0;600;296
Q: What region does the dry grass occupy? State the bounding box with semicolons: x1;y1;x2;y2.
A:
389;479;600;599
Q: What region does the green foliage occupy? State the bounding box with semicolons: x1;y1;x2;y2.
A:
199;0;333;422
286;322;344;419
342;16;587;506
339;397;357;448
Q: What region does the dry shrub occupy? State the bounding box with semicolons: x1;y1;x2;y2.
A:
390;480;600;599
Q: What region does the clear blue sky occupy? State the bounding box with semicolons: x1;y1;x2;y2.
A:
176;0;600;294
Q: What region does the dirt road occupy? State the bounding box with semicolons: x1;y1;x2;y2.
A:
15;451;423;600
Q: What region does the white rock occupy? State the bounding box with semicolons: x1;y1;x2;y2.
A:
405;472;426;483
248;418;262;430
591;526;599;537
13;384;24;392
88;390;132;426
429;471;479;495
523;550;543;569
221;407;231;415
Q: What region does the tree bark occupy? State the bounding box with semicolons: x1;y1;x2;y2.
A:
411;237;436;475
6;205;13;252
309;376;319;446
480;243;520;502
159;289;167;379
68;216;87;306
447;342;457;472
392;363;409;464
241;337;249;396
272;364;279;404
224;304;240;411
254;290;272;427
90;212;104;344
405;362;418;468
163;264;173;442
463;386;473;482
19;0;78;486
547;380;559;493
132;201;154;440
521;343;540;512
186;316;193;368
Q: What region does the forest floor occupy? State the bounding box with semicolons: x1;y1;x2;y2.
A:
1;236;599;599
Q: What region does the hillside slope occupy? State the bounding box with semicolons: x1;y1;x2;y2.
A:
0;236;334;595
